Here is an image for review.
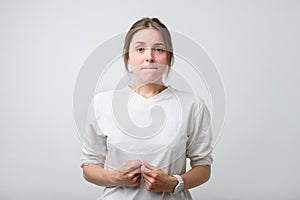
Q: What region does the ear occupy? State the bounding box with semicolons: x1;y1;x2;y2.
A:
127;56;131;65
128;64;133;72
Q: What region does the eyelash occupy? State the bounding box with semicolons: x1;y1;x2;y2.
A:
136;47;165;53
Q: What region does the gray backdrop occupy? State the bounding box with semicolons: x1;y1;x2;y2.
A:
1;0;299;199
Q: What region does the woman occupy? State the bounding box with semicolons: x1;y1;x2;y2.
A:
81;17;213;199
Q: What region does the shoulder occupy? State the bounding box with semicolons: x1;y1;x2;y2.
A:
92;87;130;107
93;89;114;102
168;86;206;109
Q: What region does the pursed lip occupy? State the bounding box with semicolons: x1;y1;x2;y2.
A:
141;66;158;69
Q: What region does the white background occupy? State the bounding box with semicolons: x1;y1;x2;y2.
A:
1;0;299;199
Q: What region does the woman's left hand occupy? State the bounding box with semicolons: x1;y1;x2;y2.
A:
141;161;178;192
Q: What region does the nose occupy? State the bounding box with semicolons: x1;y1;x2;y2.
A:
145;48;154;63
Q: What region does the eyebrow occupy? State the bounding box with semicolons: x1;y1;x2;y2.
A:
135;41;165;46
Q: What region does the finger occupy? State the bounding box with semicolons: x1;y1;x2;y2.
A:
132;175;140;183
131;166;142;174
128;172;141;180
142;171;156;184
141;165;152;175
143;176;155;191
144;178;150;189
143;161;157;170
142;173;151;183
127;160;142;170
129;160;142;167
132;175;142;187
120;160;142;172
143;175;150;185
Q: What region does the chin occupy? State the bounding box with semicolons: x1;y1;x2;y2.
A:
140;76;163;85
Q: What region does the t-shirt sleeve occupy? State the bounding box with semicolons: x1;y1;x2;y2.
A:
80;97;107;168
186;98;213;167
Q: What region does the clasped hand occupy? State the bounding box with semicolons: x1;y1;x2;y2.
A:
112;160;177;192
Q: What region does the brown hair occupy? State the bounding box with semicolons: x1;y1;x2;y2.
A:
123;17;174;73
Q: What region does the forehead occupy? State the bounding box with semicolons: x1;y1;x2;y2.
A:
130;28;165;45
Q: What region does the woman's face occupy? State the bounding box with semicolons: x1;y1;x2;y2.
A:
128;28;168;85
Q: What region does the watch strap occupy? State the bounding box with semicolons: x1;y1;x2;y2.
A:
172;174;184;194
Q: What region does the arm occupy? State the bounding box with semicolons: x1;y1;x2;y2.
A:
180;165;211;190
182;101;213;189
82;164;116;187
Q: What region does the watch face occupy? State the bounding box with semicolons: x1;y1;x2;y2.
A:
174;183;184;194
178;184;184;191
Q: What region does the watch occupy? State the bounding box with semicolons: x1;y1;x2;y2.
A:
172;174;184;195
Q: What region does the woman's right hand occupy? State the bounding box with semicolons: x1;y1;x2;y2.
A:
111;160;142;187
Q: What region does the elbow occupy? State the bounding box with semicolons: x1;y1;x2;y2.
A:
82;165;91;182
195;165;211;184
203;165;211;183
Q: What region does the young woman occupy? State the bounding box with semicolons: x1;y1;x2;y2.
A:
81;17;213;199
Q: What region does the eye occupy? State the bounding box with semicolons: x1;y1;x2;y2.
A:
136;47;145;52
154;48;165;53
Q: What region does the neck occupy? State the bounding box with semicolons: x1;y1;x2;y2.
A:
131;83;167;98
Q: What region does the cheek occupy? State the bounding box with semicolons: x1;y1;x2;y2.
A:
128;53;141;66
157;54;168;64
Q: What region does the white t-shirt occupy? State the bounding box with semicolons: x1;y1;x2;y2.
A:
81;85;213;200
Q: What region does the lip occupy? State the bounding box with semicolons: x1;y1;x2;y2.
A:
141;66;158;70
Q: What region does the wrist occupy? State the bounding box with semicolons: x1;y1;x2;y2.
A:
169;175;178;192
108;170;119;187
172;174;185;194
